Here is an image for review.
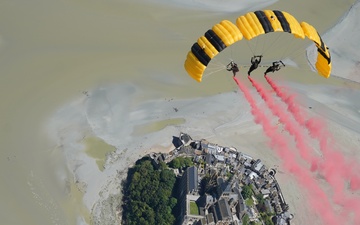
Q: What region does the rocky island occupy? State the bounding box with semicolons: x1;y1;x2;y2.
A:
122;133;294;225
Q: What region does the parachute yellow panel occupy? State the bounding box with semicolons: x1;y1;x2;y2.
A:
197;36;218;59
301;22;331;78
184;51;206;82
315;54;332;78
281;11;305;38
184;10;331;82
235;10;305;40
184;20;243;82
236;12;264;40
263;10;283;32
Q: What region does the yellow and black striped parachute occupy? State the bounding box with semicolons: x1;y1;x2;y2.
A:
184;10;331;82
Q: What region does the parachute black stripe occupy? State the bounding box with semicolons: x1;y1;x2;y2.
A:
317;32;326;52
315;31;330;64
191;43;211;66
205;29;226;52
255;11;273;33
273;10;291;33
317;48;331;64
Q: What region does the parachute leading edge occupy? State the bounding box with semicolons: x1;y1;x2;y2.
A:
184;10;332;82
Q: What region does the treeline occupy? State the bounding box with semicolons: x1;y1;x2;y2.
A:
122;158;177;225
241;184;274;225
167;156;193;169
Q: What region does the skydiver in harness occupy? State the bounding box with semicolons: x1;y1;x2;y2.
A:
264;60;285;76
248;55;263;76
226;61;239;76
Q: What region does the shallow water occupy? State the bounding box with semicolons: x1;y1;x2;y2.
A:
84;137;116;171
0;0;357;224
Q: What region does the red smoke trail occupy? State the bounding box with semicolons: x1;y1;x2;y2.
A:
265;76;307;126
248;76;318;166
265;76;360;179
265;76;360;224
306;118;360;224
233;76;341;225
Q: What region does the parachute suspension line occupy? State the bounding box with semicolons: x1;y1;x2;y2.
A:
281;34;304;59
286;42;313;62
261;32;283;56
284;49;315;74
254;35;260;54
207;62;227;72
278;35;297;61
286;49;307;64
221;41;240;68
227;43;235;62
202;55;228;77
282;41;316;73
250;36;267;56
261;35;267;55
230;43;243;66
202;64;229;78
246;40;256;56
209;62;227;71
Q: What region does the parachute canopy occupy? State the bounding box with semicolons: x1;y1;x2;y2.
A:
184;10;332;82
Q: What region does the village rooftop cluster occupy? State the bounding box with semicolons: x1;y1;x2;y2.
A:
150;133;294;225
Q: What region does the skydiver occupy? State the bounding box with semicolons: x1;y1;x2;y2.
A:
264;60;285;76
248;55;263;76
226;61;239;76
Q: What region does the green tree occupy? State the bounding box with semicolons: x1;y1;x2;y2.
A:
242;214;250;225
169;197;177;209
123;158;177;225
168;157;193;169
256;194;264;205
260;212;274;225
169;158;181;168
241;185;253;199
182;157;193;167
255;193;267;212
264;216;274;225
